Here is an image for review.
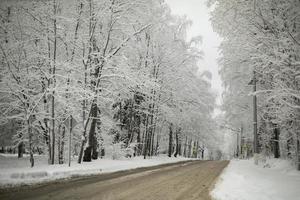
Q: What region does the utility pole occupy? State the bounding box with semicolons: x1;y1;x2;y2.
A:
248;70;258;160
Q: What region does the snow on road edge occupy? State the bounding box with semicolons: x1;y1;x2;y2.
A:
210;159;300;200
0;154;194;188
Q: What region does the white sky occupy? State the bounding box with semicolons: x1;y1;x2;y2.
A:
165;0;223;114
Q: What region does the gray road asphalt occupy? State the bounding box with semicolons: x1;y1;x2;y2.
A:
0;160;229;200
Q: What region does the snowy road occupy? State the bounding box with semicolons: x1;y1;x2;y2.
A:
0;160;228;200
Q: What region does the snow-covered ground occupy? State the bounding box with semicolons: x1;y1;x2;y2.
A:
0;154;193;188
211;159;300;200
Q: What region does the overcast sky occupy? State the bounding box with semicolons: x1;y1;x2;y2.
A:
165;0;223;114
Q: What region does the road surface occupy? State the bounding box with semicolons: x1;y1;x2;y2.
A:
0;160;229;200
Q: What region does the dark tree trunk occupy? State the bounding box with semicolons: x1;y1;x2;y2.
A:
178;132;182;157
155;134;159;155
174;129;179;157
127;101;134;146
83;103;98;162
236;132;239;158
50;0;58;165
178;142;182;156
28;118;34;167
151;127;155;156
151;114;158;156
18;141;24;158
274;127;280;158
147;128;152;157
195;141;199;158
183;136;187;157
91;136;98;160
137;123;141;156
59;126;65;164
142;132;147;159
178;128;182;156
39;119;51;163
50;95;55;165
148;104;155;157
188;139;192;158
147;131;151;157
187;140;190;158
58;126;61;163
79;0;100;164
192;141;197;158
83;146;92;161
143;115;149;159
168;123;173;157
297;136;300;171
78;137;86;163
141;126;145;158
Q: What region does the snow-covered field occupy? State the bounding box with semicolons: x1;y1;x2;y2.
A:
211;159;300;200
0;154;193;188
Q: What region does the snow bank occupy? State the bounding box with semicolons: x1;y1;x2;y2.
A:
211;159;300;200
0;154;193;188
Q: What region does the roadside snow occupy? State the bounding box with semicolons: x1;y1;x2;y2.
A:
0;154;193;188
211;159;300;200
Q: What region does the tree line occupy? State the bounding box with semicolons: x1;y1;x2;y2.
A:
210;0;300;170
0;0;217;167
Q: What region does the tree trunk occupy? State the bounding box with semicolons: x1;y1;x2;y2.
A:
92;124;99;160
83;102;98;162
141;124;145;158
143;115;149;159
152;114;158;156
28;118;34;167
195;141;199;158
150;125;155;156
78;137;86;163
183;136;187;157
236;132;239;158
59;126;65;164
187;139;190;158
146;127;152;157
57;125;61;163
50;90;55;164
137;123;141;156
240;125;243;157
148;100;155;157
174;128;179;157
297;136;300;170
68;116;73;167
147;131;152;157
18;141;24;158
83;146;92;162
50;0;58;165
273;127;280;158
155;133;159;155
194;141;197;158
78;0;93;164
188;139;192;158
128;101;135;146
168;123;173;157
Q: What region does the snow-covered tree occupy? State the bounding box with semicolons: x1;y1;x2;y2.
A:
211;0;300;169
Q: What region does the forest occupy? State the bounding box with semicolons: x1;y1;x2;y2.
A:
0;1;299;199
0;0;218;167
210;0;300;170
